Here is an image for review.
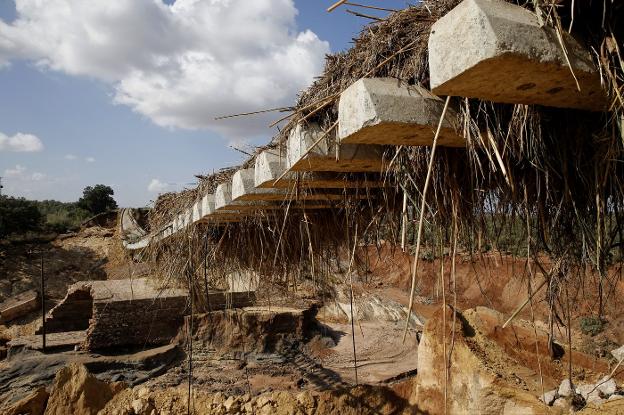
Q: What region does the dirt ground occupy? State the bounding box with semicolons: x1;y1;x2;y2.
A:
1;226;624;414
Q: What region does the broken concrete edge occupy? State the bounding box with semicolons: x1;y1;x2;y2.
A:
338;77;464;147
428;0;606;110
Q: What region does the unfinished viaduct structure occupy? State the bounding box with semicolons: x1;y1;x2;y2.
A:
124;0;609;250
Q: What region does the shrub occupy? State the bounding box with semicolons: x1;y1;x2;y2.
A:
580;316;606;337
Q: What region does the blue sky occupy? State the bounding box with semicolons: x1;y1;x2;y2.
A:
0;0;407;207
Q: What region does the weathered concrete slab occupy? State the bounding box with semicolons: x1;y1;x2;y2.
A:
339;78;464;146
255;149;384;189
232;168;287;202
287;123;384;172
8;331;87;352
429;0;605;110
0;290;39;323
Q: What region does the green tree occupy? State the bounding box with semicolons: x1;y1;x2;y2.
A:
0;196;43;236
77;185;118;215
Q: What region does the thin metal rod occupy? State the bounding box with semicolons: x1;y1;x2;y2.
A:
187;272;194;415
403;96;451;342
347;222;359;385
40;251;46;352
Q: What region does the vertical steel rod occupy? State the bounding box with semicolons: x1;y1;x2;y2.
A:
40;251;46;352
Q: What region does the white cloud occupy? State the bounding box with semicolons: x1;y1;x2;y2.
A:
147;178;172;193
0;131;44;152
64;154;77;160
30;172;46;181
4;164;27;177
3;164;46;182
0;0;329;140
85;156;95;163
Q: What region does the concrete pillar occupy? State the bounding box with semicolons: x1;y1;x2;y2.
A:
428;0;605;110
232;168;287;201
338;78;463;146
287;123;384;173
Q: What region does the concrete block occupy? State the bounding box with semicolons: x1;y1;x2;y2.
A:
287;123;384;172
429;0;605;110
183;209;192;228
192;201;202;223
0;290;39;323
199;194;215;219
232;168;287;201
215;182;237;211
338;78;463;146
255;149;384;189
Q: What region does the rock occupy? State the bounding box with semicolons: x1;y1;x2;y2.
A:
137;387;150;399
587;396;605;405
296;391;315;410
223;396;239;412
44;363;125;415
4;387;49;415
255;395;272;408
212;391;225;406
611;345;624;361
609;394;624;401
131;399;145;414
596;376;618;396
242;402;254;413
540;389;557;406
553;398;570;410
577;384;601;402
558;379;574;398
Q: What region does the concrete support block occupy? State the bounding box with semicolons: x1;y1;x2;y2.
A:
215;182;236;211
287;123;384;173
255;149;384;189
232;168;287;201
201;194;214;216
192;201;202;223
339;78;463;146
428;0;605;110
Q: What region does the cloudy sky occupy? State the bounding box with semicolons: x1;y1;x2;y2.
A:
0;0;405;207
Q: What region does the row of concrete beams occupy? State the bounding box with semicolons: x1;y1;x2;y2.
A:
127;0;605;250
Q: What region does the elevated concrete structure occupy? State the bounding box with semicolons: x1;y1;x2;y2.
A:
287;123;384;173
255;149;384;189
429;0;605;110
338;78;464;147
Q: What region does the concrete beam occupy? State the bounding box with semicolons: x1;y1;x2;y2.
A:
338;78;463;147
429;0;605;110
232;168;287;202
287;123;384;173
255;149;384;189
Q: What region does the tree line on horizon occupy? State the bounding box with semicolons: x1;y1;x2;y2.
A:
0;184;117;238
